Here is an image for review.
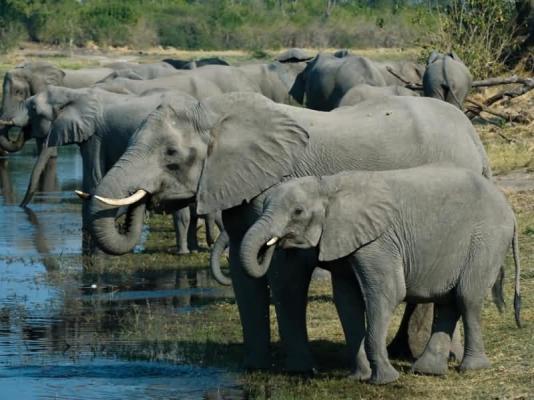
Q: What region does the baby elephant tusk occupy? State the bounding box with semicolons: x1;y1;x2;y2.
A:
94;189;147;207
74;190;91;200
266;237;279;246
0;119;14;126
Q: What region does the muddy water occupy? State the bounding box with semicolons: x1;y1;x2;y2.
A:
0;146;239;399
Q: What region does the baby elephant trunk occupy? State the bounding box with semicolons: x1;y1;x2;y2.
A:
239;216;279;278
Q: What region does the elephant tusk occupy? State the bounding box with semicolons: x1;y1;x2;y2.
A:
94;189;147;207
0;119;14;126
266;237;279;246
74;190;91;200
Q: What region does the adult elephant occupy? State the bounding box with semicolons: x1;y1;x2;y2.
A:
13;86;218;254
162;57;230;70
87;93;491;373
96;66;259;98
0;62;117;152
98;62;178;82
275;48;313;63
423;51;473;109
373;60;425;86
292;53;387;111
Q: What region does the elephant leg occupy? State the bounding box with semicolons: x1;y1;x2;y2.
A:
330;265;370;380
228;236;272;370
187;204;200;252
458;294;490;371
412;303;460;375
387;303;416;360
269;249;316;373
172;208;190;255
204;213;217;247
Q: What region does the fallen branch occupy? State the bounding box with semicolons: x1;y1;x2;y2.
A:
472;76;534;88
386;66;423;90
483;82;534;106
465;98;531;124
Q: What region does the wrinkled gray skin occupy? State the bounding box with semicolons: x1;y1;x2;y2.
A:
13;86;217;254
423;51;473;109
88;92;491;373
240;166;521;384
337;84;418;107
374;60;425;86
96;66;259;99
0;62;117;153
162;57;230;70
238;61;306;104
293;53;387;111
97;62;177;82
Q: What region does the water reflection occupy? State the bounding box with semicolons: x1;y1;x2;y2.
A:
0;144;241;399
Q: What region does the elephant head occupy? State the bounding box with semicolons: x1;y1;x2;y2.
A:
19;86;101;206
88;92;309;255
0;62;65;152
239;173;394;278
289;54;319;104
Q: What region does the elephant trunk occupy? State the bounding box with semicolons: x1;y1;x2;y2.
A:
210;230;232;285
0;126;25;152
89;166;147;255
239;215;279;278
20;146;58;206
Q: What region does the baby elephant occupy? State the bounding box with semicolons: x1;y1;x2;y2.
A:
240;165;521;384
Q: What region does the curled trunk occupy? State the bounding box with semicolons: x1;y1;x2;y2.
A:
20;146;58;206
0;126;25;152
210;230;231;285
89;168;147;255
239;216;278;278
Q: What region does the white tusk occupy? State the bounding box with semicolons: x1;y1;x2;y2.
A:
74;190;91;200
266;237;279;246
94;189;147;207
0;119;14;126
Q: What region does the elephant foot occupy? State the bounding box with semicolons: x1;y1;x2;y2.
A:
369;364;400;385
387;336;414;361
412;350;449;376
176;249;190;255
283;354;317;375
459;354;490;372
349;365;372;381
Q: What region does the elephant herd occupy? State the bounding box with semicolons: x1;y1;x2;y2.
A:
0;49;519;385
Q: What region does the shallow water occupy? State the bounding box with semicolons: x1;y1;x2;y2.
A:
0;145;239;399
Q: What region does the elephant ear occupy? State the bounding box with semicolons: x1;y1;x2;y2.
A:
427;51;441;65
47;89;99;146
319;173;395;262
197;93;309;214
27;62;66;93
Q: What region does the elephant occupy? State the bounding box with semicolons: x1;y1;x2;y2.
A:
162;57;230;70
13;86;218;255
97;62;178;82
275;48;313;63
423;51;473;109
239;165;521;384
337;84;418;107
292;53;388;111
238;61;306;104
95;66;260;99
86;92;491;373
373;60;425;86
0;61;119;152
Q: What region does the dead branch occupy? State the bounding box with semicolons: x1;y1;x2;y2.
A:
386;66;423;90
483;82;534;106
465;98;531;124
472;76;534;88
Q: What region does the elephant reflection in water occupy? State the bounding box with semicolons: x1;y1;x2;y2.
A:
0;155;15;204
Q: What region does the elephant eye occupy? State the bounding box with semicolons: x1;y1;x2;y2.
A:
293;207;304;216
166;148;178;156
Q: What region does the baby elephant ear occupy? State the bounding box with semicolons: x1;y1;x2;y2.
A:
197;93;309;214
319;174;395;262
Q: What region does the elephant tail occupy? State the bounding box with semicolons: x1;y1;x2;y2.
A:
442;55;463;109
209;230;232;286
512;217;522;328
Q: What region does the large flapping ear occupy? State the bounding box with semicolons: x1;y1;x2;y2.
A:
47;89;99;146
319;173;395;262
197;93;309;214
27;62;66;93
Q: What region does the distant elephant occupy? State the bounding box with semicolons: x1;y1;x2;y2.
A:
423;51;473;109
0;61;117;152
374;60;425;86
96;66;259;99
337;84;418;107
97;62;177;82
239;166;521;384
238;61;306;104
333;49;350;58
87;93;491;373
13;86;218;254
275;48;313;63
292;53;387;111
162;57;230;69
